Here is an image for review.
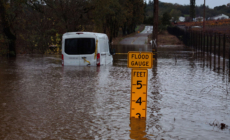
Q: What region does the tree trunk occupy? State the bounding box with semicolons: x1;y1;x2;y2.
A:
8;37;16;57
0;0;16;57
103;23;106;33
122;23;127;35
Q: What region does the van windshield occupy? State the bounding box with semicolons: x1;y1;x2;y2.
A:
65;38;95;55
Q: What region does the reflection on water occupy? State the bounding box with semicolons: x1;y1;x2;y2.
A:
112;44;151;60
0;45;230;139
130;118;147;140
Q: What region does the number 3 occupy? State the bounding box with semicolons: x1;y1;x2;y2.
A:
136;113;141;119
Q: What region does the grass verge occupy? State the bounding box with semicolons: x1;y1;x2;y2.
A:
148;30;184;46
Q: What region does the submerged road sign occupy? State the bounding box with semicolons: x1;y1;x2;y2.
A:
130;69;148;119
128;51;153;69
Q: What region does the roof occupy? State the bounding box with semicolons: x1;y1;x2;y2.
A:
63;32;107;38
196;16;203;18
212;14;229;18
179;17;185;22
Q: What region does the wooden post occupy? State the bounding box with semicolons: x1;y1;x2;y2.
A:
203;0;205;31
195;32;197;51
191;31;193;48
218;33;221;66
218;34;221;60
200;32;202;50
203;32;205;53
152;0;158;56
223;34;226;69
223;34;226;59
210;33;212;55
197;32;199;50
207;33;209;54
229;37;230;69
200;31;202;51
214;33;216;66
214;33;216;56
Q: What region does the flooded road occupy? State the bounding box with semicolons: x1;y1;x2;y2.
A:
1;45;230;139
119;26;152;45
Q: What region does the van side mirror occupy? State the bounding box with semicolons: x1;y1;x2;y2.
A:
110;48;116;55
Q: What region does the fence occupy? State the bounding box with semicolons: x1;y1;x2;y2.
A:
168;26;230;68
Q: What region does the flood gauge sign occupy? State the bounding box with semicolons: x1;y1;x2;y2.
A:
128;51;153;119
130;69;148;119
128;52;153;69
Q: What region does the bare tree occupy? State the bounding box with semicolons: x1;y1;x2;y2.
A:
41;0;93;32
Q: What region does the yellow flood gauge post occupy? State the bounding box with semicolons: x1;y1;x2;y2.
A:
128;51;153;119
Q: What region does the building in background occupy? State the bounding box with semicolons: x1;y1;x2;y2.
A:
194;16;204;22
179;16;185;22
227;3;230;7
211;14;229;20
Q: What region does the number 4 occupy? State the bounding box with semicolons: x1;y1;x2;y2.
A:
136;97;142;105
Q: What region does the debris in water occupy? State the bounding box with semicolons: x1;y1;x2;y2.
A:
220;123;227;130
209;120;228;130
209;119;219;127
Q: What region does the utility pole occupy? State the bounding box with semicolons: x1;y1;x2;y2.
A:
190;0;196;21
152;0;158;55
203;0;205;31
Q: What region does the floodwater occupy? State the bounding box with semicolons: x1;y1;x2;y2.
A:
0;45;230;140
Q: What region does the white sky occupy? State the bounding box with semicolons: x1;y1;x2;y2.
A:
146;0;230;9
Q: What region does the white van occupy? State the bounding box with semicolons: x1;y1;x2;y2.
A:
62;32;113;66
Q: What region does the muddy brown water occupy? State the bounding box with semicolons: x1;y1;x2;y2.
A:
0;45;230;139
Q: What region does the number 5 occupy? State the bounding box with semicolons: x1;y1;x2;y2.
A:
137;81;142;89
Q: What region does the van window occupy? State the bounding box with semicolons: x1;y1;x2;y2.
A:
105;41;109;52
65;38;95;55
99;39;108;52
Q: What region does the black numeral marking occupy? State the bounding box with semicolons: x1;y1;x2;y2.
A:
136;113;141;119
136;97;142;105
137;81;142;89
